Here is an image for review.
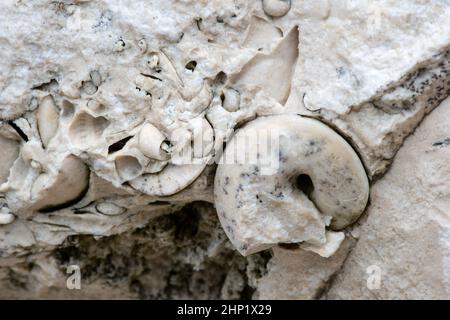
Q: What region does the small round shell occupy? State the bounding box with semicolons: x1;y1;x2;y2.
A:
262;0;291;17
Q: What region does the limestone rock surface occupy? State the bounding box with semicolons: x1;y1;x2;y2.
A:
324;97;450;299
0;0;449;299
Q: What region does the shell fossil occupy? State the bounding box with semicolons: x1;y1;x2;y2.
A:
138;123;171;161
214;115;369;256
0;2;379;264
95;201;126;216
114;154;144;181
68;112;109;149
30;155;90;212
36;95;59;148
130;116;214;196
262;0;291;18
129;162;208;196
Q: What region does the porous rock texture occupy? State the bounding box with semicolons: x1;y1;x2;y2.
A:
0;0;450;299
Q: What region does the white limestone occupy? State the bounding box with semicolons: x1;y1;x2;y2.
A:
0;0;449;299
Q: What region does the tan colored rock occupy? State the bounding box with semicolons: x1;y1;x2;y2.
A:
325;97;450;299
256;237;355;299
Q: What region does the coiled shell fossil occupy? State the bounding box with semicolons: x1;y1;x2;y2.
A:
214;115;369;256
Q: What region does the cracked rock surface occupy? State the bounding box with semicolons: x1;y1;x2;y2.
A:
1;0;450;299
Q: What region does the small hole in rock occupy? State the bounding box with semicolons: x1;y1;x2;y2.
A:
174;203;200;240
296;174;314;197
278;243;300;250
32;79;59;92
140;73;162;81
214;71;227;85
185;60;197;72
108;136;133;154
8;121;28;142
148;201;171;206
195;18;202;31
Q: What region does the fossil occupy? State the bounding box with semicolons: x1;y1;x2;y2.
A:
36;95;59;148
30;155;90;212
1;0;450;300
262;0;291;18
214;115;369;256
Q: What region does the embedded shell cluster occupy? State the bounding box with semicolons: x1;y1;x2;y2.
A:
1;0;450;299
0;0;370;258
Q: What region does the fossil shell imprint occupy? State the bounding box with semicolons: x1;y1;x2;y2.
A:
95;201;126;216
36;95;59;147
214;115;369;256
0;135;20;184
230;26;298;105
68;112;109;149
30;155;90;212
114;154;144;181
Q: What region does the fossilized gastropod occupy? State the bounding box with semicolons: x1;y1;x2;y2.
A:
138;123;171;161
130;116;214;196
214;115;369;256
